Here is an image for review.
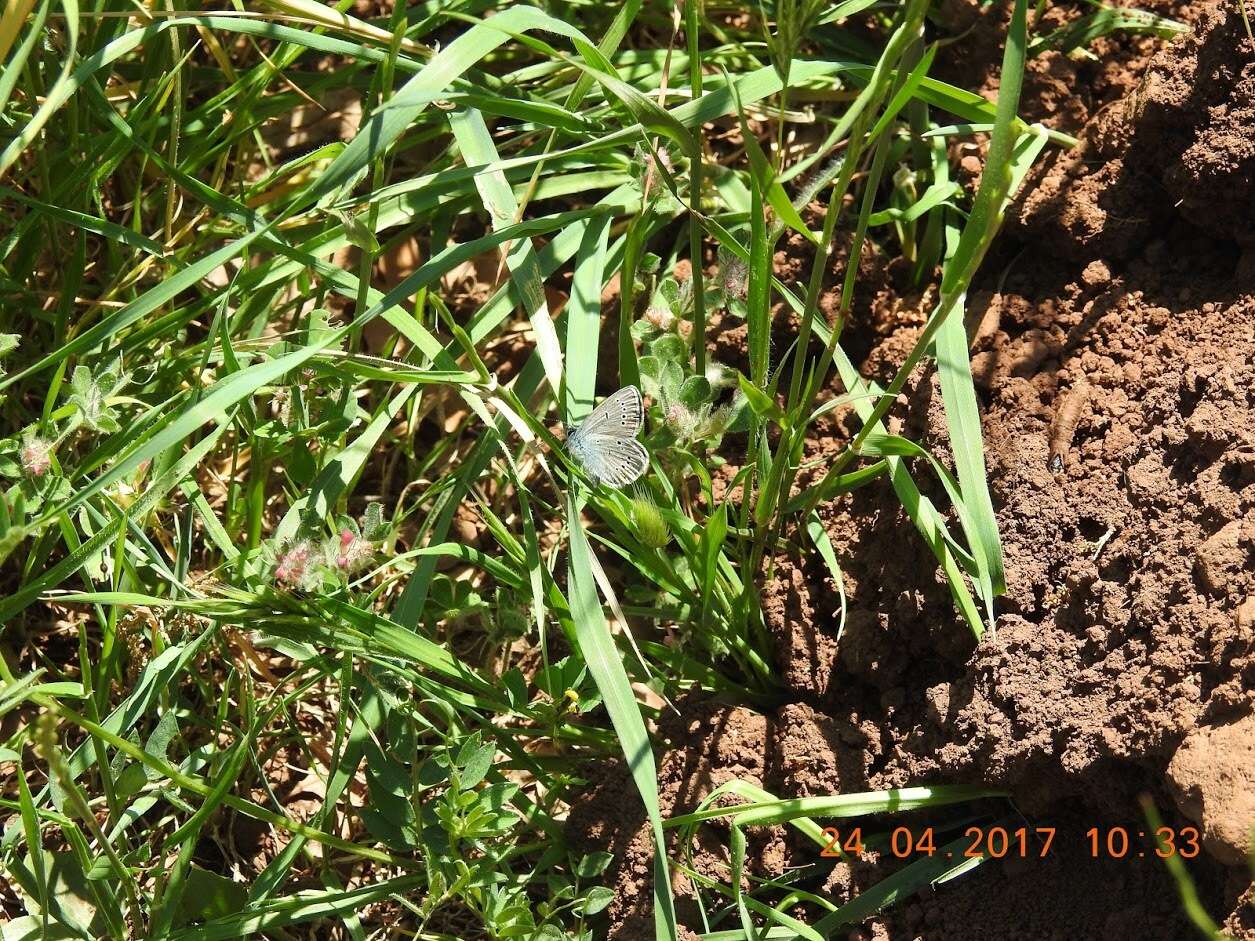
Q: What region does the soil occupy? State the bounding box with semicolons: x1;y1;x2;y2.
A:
568;1;1255;937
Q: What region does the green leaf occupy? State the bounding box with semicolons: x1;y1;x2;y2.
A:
14;762;46;932
11;850;103;938
650;334;686;364
816;349;986;636
143;712;179;779
658;277;684;312
678;375;712;411
167;875;424;940
582;886;615;915
113;759;147;801
172;867;247;928
0;426;225;624
638;356;663;399
457;737;496;791
935;298;1004;614
273;387;416;545
163;738;251;850
659;361;684;405
737;374;784;424
575;851;614;879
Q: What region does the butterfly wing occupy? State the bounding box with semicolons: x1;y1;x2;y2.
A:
578;434;649;488
576;385;642;438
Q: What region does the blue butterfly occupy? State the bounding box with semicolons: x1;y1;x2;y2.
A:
565;386;649;488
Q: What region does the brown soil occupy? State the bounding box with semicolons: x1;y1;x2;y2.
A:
569;2;1255;937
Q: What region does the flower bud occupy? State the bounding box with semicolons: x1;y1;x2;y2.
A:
335;527;374;574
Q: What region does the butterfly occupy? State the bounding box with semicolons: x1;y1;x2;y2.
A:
565;385;649;488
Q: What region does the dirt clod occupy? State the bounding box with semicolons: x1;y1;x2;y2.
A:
1166;711;1255;865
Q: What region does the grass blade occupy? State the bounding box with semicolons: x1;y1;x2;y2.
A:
567;490;677;941
566;215;612;422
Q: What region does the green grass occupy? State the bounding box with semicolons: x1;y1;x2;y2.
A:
0;0;1143;937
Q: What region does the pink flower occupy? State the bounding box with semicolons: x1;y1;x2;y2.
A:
20;437;52;477
275;540;315;587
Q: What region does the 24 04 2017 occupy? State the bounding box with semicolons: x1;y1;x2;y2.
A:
817;825;1201;860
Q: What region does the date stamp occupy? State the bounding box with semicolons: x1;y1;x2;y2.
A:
818;825;1201;860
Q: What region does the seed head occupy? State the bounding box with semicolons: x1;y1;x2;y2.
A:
630;496;671;549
